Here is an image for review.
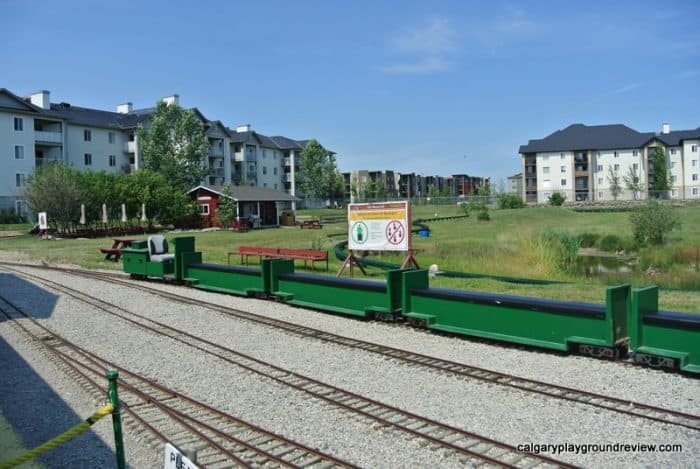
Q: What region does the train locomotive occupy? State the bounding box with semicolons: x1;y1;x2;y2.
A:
121;236;700;374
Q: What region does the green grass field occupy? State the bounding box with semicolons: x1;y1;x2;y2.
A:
1;204;698;312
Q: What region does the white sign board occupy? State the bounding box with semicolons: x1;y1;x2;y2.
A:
38;212;48;230
347;202;409;251
164;443;199;469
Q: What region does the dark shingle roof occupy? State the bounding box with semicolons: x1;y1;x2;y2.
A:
40;103;151;129
654;128;700;146
519;124;652;153
188;185;297;202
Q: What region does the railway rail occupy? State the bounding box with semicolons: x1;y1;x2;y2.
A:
0;294;354;469
0;263;576;468
3;261;700;435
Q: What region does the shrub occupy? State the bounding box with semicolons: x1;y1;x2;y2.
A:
457;202;470;215
477;209;490;221
0;208;26;224
548;192;566;206
579;232;599;248
539;230;581;273
629;200;681;245
598;234;623;252
497;193;526;209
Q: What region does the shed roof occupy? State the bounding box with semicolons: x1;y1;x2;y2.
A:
188;185;298;202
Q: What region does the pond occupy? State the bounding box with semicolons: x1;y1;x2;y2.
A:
577;253;637;275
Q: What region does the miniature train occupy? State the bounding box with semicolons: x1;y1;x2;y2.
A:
121;236;700;374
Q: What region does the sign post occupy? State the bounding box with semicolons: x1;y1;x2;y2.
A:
338;201;418;277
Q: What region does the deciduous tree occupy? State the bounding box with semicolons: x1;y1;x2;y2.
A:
297;140;341;201
138;101;210;190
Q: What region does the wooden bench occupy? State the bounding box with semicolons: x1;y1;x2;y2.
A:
300;220;323;229
228;246;328;271
229;246;280;265
278;248;329;271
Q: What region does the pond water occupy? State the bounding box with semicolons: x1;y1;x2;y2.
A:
577;254;637;275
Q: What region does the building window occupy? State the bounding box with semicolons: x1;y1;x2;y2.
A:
16;173;26;187
693;174;698;181
596;165;603;172
614;151;618;157
670;161;676;169
84;129;91;141
109;155;116;167
671;175;677;182
598;192;603;199
542;155;549;161
542;167;550;174
13;117;23;131
263;150;267;159
108;132;115;144
633;150;639;156
199;204;209;215
273;152;277;159
560;166;566;173
561;179;566;186
598;178;603;185
693;188;699;196
544;192;551;199
596;151;600;157
633;163;639;171
274;183;278;190
671;189;678;197
263;166;267;175
692;160;698;167
84;153;92;165
14;145;24;159
614;164;620;171
671;148;676;155
15;200;28;217
263;183;267;187
560;153;564;159
691;145;697;152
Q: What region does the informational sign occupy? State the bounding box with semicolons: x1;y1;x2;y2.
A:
164;443;199;469
348;202;409;251
38;212;48;230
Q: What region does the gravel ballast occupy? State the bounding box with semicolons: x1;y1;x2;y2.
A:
0;264;698;468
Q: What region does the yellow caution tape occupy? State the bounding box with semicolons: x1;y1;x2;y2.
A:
0;403;114;469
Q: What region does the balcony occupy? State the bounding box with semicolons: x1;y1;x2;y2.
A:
209;146;224;157
209;168;224;177
123;141;136;153
35;157;62;166
34;131;62;144
245;153;256;162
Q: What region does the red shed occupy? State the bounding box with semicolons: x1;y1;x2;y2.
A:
188;185;297;228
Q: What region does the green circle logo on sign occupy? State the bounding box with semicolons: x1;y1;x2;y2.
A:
351;221;368;244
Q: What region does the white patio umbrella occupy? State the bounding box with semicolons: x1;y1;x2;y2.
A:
79;204;86;225
141;203;147;222
102;204;108;224
121;204;127;223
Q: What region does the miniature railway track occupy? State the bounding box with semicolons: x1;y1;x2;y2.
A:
0;265;575;469
0;295;354;469
3;262;700;435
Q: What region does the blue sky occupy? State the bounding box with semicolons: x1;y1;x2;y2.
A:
3;0;699;183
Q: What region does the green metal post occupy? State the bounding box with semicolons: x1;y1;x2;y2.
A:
106;370;126;469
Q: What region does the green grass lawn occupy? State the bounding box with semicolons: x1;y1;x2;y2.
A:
1;204;698;312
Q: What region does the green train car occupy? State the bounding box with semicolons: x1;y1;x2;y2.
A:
121;236;700;374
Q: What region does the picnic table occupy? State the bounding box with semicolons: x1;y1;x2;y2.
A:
99;237;137;261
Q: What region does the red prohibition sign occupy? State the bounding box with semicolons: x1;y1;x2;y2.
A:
385;220;405;245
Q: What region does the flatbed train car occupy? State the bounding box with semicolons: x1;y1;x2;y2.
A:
121;236;700;374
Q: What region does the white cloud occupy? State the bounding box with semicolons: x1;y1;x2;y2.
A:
611;83;641;94
381;17;457;75
379;57;452;74
391;17;457;55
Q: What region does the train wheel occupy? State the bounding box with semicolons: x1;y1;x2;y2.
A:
577;344;616;360
633;353;677;370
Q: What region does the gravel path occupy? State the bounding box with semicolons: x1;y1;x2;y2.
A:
1;263;698;468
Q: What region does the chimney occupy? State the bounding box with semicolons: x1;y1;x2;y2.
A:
29;90;50;110
236;124;251;132
662;122;670;134
161;94;179;106
117;102;133;114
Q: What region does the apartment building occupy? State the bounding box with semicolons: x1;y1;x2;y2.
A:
519;123;700;203
1;87;322;214
507;173;523;195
